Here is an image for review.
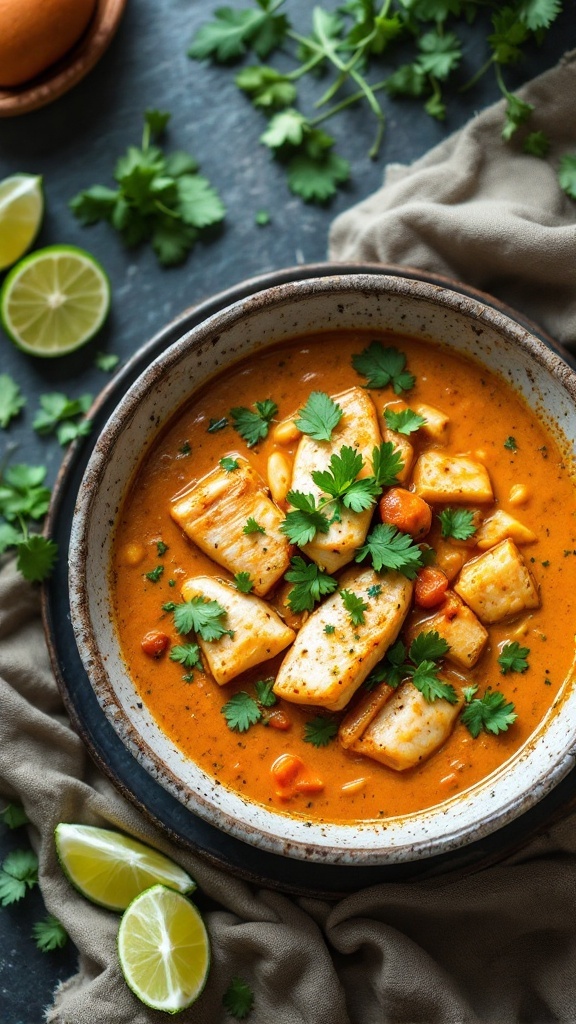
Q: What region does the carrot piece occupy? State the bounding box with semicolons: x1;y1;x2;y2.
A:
294;775;325;795
267;710;292;731
379;487;432;539
271;754;303;788
141;630;170;658
414;566;450;608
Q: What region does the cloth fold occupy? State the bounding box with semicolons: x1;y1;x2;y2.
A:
4;49;576;1024
329;50;576;347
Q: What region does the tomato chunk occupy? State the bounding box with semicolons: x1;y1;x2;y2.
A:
270;753;324;799
379;487;432;539
414;566;449;608
267;709;292;731
141;630;170;658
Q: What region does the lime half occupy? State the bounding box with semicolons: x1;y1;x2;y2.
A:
0;174;44;271
1;245;110;357
118;884;210;1013
55;823;196;912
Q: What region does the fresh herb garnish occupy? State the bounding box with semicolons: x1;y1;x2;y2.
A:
70;109;225;266
32;392;92;446
280;492;331;547
220;456;240;472
438;508;477;541
324;623;335;635
222;691;262;732
312;445;380;513
33;915;68;953
523;131;551;158
340;589;367;626
504;436;518;451
173;596;232;641
371;441;404;487
94;352;120;372
222;976;255;1020
409;632;450;664
14;531;58;583
284;555;338;612
461;689;517;738
365;630;456;703
355;523;424;578
0;374;26;428
559;154;576;200
234;571;254;593
295;391;343;442
243;517;266;535
254;678;277;707
0;849;38;906
230;399;278;447
498;641;530;675
169;643;203;669
156;540;168;556
145;565;164;583
303;715;338;747
383;407;426;435
255;209;271;225
207;416;228;433
352;341;415;393
0;803;29;829
0;464;51;522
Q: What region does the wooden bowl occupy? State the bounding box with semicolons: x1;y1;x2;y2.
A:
0;0;127;117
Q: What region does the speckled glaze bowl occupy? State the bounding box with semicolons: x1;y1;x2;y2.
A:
68;271;576;865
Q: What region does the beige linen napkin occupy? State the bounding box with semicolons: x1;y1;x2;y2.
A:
4;51;576;1024
329;50;576;347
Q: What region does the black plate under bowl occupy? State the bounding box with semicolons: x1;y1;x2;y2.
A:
42;263;576;897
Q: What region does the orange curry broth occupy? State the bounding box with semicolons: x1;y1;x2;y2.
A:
111;331;576;823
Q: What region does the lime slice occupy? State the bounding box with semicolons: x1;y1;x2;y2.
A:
0;245;110;357
0;174;44;272
55;823;196;912
118;884;210;1013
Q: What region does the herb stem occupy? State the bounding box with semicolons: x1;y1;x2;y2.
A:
460;54;495;93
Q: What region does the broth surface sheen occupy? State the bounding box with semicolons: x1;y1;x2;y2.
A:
111;332;576;824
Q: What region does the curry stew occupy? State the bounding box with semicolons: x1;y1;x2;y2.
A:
111;332;576;823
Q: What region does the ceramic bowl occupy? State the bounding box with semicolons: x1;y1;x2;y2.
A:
68;271;576;865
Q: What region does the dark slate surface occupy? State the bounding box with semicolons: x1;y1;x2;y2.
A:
0;1;575;1019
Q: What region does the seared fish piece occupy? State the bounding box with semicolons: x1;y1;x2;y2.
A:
289;386;382;572
412;451;493;504
454;538;540;624
170;456;291;596
181;576;295;685
475;510;536;551
345;679;461;771
407;591;488;670
273;566;413;712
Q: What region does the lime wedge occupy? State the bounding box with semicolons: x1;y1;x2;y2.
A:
0;174;44;271
55;823;196;912
118;884;210;1013
0;245;110;357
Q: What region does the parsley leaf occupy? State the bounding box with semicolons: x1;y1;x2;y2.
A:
498;641;530;674
169;643;202;669
340;589;368;626
559;154;576;200
220;456;240;472
284;556;338;612
352;341;415;393
33;915;68;953
230;399;278;447
0;849;38;906
312;445;378;513
411;659;459;704
222;976;254;1020
189;5;287;62
254;678;277;707
234;571;254;593
295;391;343;442
156;540;168;556
409;631;450;664
461;690;517;738
0;374;26;428
355;523;424;578
304;715;338;747
280;492;331;546
221;692;262;732
173;596;231;641
384;408;426;436
243;517;266;535
438;508;477;541
416;30;461;81
371;442;404;487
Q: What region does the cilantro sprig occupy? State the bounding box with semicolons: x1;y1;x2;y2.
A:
0;464;58;582
498;641;530;675
438;508;477;542
33;915;68;953
303;714;338;747
222;976;255;1020
70;110;226;266
173;596;232;641
384;407;426;436
0;374;26;428
284;556;338;612
33;392;93;447
221;678;277;732
0;849;38;906
355;523;424;578
230;399;278;447
352;342;415;393
295;391;342;442
365;630;457;704
461;688;517;738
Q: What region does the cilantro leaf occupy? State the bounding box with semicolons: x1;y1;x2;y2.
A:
384;408;426;436
365;639;409;690
286;149;350;203
222;976;254;1020
355;523;424;578
220;457;240;472
461;690;517;738
243;517;266;535
95;352;120;372
558;154;576;200
207;416;228;433
438;507;477;541
173;596;231;641
0;522;23;555
230;399;278;447
352;341;415;393
311;445;365;502
385;64;427;98
236;65;296;109
284;556;338;612
221;692;262;732
371;442;404;487
303;715;338;747
33;915;68;953
189;6;287;62
498;641;530;674
234;571;254;593
145;565;164;583
502;93;534;141
0;374;25;428
523;131;550;158
254;678;277;707
409;631;450;664
156;540;168;556
504;436;518;451
169;643;202;669
16;534;58;582
260;109;308;148
0;464;51;522
280;492;331;546
340;589;368;626
295;391;343;442
411;660;459;703
0;803;29;829
32;392;93;445
517;0;562;32
416;30;461;80
489;8;529;64
0;849;38;906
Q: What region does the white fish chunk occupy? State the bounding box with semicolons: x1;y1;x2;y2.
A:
289;386;382;572
170;456;291;596
273;566;413;711
181;576;295;686
454;538;540;624
408;591;488;670
412;451;493;504
475;510;537;551
349;680;461;771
